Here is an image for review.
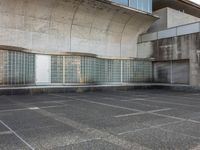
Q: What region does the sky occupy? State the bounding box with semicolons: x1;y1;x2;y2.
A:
191;0;200;4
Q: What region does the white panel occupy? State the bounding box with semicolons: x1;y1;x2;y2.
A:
158;28;176;39
177;23;200;36
36;55;51;85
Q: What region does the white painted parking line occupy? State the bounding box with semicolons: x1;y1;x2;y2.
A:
118;120;200;140
0;104;68;113
36;107;149;150
114;108;172;118
152;112;200;124
28;107;40;110
50;94;143;112
0;120;35;150
51;94;200;124
0;131;12;135
118;120;183;135
147;93;200;101
120;98;146;101
129;98;200;108
0;108;30;113
75;98;142;112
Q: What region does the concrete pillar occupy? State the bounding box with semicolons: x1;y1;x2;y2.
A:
189;33;200;86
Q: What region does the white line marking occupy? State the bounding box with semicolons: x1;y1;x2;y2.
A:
118;120;183;135
0;108;29;113
148;108;172;113
28;107;40;110
151;112;200;124
120;98;145;101
0;120;35;150
0;105;68;113
0;131;12;135
50;94;143;112
51;94;200;124
114;108;172;118
147;93;200;101
131;98;200;108
118;120;200;140
76;99;142;112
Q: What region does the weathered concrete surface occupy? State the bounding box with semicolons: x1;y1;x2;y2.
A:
189;33;200;86
137;42;153;58
148;7;200;33
1;90;200;149
138;32;200;86
0;0;156;58
0;50;3;84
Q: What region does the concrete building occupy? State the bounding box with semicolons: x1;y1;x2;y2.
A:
0;0;200;88
138;0;200;86
0;0;156;86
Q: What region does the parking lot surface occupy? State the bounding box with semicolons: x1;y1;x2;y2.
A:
0;89;200;150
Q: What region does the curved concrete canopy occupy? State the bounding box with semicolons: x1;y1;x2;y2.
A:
0;0;156;58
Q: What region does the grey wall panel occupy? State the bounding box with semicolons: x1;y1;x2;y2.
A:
141;32;157;42
172;60;189;84
153;60;189;84
158;28;176;39
153;62;171;83
0;50;3;85
177;23;200;36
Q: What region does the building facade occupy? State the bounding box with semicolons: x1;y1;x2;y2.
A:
0;0;156;86
0;0;200;87
138;1;200;86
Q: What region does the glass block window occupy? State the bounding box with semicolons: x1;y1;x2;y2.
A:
122;59;134;82
65;56;81;83
81;56;97;83
50;56;152;84
51;56;63;83
0;50;35;86
111;60;121;82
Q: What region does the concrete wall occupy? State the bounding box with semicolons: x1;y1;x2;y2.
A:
137;42;153;58
167;8;200;28
148;7;200;32
148;8;167;32
138;32;200;86
189;33;200;86
0;50;3;84
0;0;156;58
